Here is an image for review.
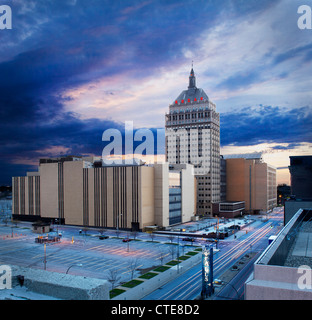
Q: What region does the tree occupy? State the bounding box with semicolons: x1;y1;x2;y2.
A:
127;258;141;280
131;230;138;240
168;244;177;260
149;232;156;242
115;228;121;238
106;268;121;290
158;248;167;266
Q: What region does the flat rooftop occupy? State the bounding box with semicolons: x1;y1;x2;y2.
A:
245;208;312;300
284;220;312;268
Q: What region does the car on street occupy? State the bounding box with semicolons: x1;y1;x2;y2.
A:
99;235;109;240
213;279;223;286
122;238;131;242
182;237;195;242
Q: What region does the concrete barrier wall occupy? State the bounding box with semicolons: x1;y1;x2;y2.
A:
11;265;110;300
113;251;202;300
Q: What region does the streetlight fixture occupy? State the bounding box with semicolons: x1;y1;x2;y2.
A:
66;263;83;274
43;244;47;270
116;213;123;237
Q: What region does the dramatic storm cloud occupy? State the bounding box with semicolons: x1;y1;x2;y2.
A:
0;0;311;184
220;106;312;147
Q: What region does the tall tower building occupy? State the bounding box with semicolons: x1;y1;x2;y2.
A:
165;68;220;216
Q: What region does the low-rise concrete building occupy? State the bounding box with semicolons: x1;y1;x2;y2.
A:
212;201;245;218
2;265;110;300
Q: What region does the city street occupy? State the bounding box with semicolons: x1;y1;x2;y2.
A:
142;207;284;300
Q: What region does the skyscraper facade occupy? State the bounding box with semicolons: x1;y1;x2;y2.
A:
165;68;220;216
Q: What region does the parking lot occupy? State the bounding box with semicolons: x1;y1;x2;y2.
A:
0;199;256;287
0;222;198;286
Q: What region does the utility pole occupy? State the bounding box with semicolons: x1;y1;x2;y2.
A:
43;244;47;270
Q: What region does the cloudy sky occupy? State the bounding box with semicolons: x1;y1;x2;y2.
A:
0;0;311;185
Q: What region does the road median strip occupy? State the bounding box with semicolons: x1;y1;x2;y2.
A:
110;248;201;299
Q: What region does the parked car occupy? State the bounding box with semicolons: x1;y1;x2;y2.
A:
182;237;195;242
122;238;131;242
99;235;109;240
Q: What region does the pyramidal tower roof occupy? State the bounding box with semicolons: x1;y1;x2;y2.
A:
173;68;209;105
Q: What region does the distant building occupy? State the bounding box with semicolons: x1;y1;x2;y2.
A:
289;155;312;199
224;154;277;214
12;156;196;231
165;68;220;216
220;155;226;202
211;156;245;219
212;201;245;219
284;156;312;224
277;184;291;205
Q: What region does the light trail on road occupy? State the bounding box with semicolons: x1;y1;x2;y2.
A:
149;221;275;300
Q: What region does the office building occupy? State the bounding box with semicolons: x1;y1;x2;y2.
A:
277;184;291;205
12;156;196;230
225;154;277;214
289;155;312;199
284;155;312;224
165;68;220;216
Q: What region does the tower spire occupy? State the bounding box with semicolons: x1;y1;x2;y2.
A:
188;63;196;89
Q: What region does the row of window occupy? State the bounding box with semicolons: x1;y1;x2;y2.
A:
168;111;212;121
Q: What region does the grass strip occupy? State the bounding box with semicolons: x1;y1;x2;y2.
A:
153;266;171;272
138;272;158;280
121;279;144;288
109;288;126;299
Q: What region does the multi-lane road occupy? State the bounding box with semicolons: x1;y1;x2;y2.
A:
143;207;284;300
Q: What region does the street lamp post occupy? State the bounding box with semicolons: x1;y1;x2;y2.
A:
55;219;59;234
43;244;47;270
177;228;183;273
116;213;122;237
